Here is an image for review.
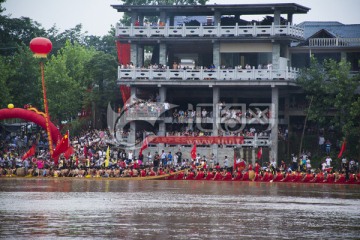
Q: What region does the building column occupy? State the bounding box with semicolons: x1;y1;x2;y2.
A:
158;86;166;151
159;43;167;66
137;45;144;68
341;51;347;60
169;15;175;26
160;11;167;24
271;86;279;165
287;13;293;25
213;41;220;67
131;12;138;25
129;86;137;149
251;148;256;166
131;43;138;66
212;87;220;159
214;11;221;25
272;42;280;70
274;10;281;25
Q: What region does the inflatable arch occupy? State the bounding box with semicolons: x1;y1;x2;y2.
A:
0;108;61;143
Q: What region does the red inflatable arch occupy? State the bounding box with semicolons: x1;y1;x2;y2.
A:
0;108;61;143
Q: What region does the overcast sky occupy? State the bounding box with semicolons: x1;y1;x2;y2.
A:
3;0;360;36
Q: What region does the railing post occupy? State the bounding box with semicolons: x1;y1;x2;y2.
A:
200;66;204;80
182;24;186;37
147;25;151;37
271;22;275;36
130;23;134;37
217;67;221;80
199;23;203;37
235;22;238;36
217;23;221;37
252;67;255;79
164;24;169;37
287;22;290;36
252;22;256;37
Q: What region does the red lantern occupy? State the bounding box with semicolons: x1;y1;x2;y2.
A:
29;37;52;58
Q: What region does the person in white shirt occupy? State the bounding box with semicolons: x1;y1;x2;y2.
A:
325;156;332;167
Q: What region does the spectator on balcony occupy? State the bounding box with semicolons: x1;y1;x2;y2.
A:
172;61;179;69
245;64;251;70
135;20;140;26
267;62;272;70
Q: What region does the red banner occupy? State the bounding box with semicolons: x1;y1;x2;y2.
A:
147;136;244;145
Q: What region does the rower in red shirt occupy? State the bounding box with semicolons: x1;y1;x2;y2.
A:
335;172;346;184
291;171;303;182
176;171;185;180
302;171;314;183
149;168;156;176
186;170;195;180
222;170;233;181
195;169;205;180
233;170;243;181
273;170;284;182
205;169;214;180
140;169;146;177
254;162;260;174
213;169;223;181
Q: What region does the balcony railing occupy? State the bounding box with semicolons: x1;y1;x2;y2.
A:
116;23;304;39
117;67;298;81
309;38;360;47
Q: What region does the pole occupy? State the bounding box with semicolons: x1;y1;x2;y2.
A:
40;61;54;158
299;96;313;157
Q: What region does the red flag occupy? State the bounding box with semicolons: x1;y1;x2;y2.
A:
139;137;149;156
64;146;74;159
233;152;237;170
257;147;263;160
83;145;87;157
22;144;36;160
53;130;70;163
191;144;197;159
338;139;346;158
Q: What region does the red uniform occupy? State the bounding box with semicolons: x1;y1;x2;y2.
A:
242;171;250;181
292;172;303;182
205;171;214;180
186;171;195;180
324;173;335;183
140;170;146;177
273;172;284;182
254;163;260;174
335;174;345;184
222;172;232;181
233;171;243;181
213;172;223;181
195;171;205;180
176;171;184;180
302;173;313;183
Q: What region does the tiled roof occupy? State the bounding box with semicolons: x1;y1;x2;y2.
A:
297;21;360;39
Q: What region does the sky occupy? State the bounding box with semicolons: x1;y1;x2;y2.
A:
3;0;360;36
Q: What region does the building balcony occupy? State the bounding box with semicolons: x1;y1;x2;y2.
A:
309;38;360;47
117;67;298;83
116;23;304;39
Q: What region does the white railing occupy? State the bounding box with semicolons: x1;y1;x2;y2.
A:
116;23;304;39
309;38;360;47
118;67;298;81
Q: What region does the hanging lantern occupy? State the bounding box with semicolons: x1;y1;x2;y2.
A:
29;37;52;58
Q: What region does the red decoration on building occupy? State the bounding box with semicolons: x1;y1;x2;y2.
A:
29;37;52;58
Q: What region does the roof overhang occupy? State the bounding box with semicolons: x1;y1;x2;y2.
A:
111;3;310;16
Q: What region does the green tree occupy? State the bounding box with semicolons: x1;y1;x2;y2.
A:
297;57;360;158
0;55;13;107
84;52;118;128
44;41;95;122
6;44;42;108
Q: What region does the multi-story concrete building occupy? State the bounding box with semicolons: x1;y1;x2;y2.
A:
111;3;360;165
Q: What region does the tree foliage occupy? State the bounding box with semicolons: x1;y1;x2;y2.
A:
297;57;360;158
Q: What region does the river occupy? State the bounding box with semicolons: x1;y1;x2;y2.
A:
0;178;359;239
